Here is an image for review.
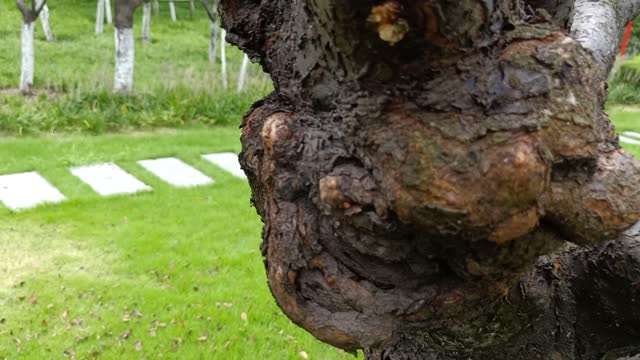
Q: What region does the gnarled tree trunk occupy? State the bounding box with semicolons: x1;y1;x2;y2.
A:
220;0;640;359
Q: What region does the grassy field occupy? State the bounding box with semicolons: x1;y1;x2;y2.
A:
0;128;355;360
0;0;270;134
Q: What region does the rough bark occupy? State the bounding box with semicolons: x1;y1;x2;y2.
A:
142;0;151;45
220;0;640;359
16;0;46;94
114;0;142;93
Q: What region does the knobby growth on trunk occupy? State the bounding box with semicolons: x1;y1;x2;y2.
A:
114;0;143;93
220;0;640;359
16;0;47;93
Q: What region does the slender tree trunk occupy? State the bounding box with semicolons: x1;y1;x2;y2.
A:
189;0;195;19
169;0;176;21
236;53;248;93
95;0;105;34
209;20;217;64
220;0;640;358
220;28;227;89
105;0;112;24
38;2;54;42
142;1;151;45
153;0;159;17
20;20;35;93
113;28;134;93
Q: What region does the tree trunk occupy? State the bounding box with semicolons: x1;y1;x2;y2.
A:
189;0;195;19
153;0;159;17
169;0;176;22
220;28;227;89
38;2;54;42
236;53;248;93
209;19;217;64
95;0;104;34
20;20;35;93
105;0;112;24
142;1;151;45
219;0;640;358
113;27;134;93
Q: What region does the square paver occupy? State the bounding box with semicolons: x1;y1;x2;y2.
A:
623;131;640;140
620;135;640;146
202;153;246;179
138;157;213;188
70;163;151;196
0;172;65;210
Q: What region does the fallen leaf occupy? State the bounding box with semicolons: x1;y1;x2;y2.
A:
62;310;69;319
299;351;309;359
135;340;142;351
122;315;131;322
131;310;143;318
150;328;157;337
122;329;132;340
29;295;37;305
47;304;54;309
198;336;208;342
240;312;247;322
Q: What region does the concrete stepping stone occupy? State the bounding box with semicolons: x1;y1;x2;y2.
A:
138;157;213;188
0;171;65;210
70;163;151;196
620;135;640;146
623;131;640;140
202;153;246;179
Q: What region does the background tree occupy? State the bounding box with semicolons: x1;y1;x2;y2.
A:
36;0;53;42
16;0;47;93
219;0;640;359
201;0;217;64
114;0;142;93
142;0;151;45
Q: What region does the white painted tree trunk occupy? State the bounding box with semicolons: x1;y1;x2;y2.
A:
142;2;151;45
209;20;218;64
105;0;112;24
169;0;176;21
96;0;105;34
153;0;159;16
220;29;227;90
38;3;54;42
20;21;35;93
237;54;249;93
189;0;195;18
114;28;135;93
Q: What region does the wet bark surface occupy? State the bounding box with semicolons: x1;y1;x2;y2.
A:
219;0;640;358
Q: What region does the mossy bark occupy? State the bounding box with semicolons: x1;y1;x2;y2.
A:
219;0;640;358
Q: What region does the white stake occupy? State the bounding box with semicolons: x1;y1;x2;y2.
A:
220;29;228;90
96;0;105;34
169;0;176;21
105;0;112;24
142;1;151;45
38;2;54;42
237;54;249;93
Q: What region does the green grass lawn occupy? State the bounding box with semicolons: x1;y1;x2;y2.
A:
0;0;270;134
0;128;354;360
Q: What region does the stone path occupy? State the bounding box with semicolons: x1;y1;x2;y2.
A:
0;153;243;211
621;131;640;146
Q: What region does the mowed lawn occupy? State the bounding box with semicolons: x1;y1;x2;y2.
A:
0;127;354;360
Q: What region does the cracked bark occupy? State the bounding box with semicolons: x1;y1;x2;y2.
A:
219;0;640;359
